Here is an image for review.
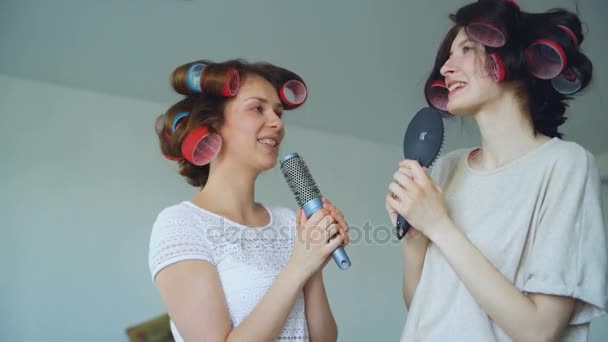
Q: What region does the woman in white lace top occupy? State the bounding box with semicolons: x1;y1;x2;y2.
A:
148;59;349;341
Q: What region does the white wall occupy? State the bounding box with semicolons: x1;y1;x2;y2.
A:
1;74;606;341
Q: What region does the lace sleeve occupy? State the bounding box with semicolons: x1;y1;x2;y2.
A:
148;204;215;281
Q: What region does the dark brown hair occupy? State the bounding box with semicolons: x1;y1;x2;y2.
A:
155;59;306;187
425;0;593;138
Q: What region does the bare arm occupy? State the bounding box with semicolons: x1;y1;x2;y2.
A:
400;231;429;309
304;272;338;342
387;169;430;309
155;259;309;342
301;198;354;342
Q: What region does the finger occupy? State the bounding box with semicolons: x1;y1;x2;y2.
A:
322;199;344;219
339;226;350;246
394;170;416;191
325;233;345;254
316;212;336;231
329;208;348;231
397;166;414;178
296;208;304;232
306;208;331;228
386;194;408;218
297;208;303;224
407;162;432;187
399;159;421;169
389;182;409;201
322;201;336;214
300;208;308;225
326;224;340;242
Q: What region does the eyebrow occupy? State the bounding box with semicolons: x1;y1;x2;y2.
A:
449;38;475;56
245;97;283;110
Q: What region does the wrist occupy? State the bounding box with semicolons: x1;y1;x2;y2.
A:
284;261;313;288
304;270;324;292
426;216;457;244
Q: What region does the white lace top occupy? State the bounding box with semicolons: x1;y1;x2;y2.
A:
148;201;308;342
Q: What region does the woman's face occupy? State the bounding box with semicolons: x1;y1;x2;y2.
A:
440;28;502;116
218;74;285;172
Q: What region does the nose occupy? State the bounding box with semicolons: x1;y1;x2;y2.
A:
267;111;284;131
440;56;457;77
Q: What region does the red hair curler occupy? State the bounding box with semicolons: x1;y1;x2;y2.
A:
181;126;223;166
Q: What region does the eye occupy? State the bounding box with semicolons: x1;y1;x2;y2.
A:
251;105;263;113
463;45;473;53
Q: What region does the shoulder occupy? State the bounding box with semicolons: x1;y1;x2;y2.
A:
429;147;471;182
150;202;213;243
266;206;297;227
433;147;471;169
540;139;598;177
153;202;202;228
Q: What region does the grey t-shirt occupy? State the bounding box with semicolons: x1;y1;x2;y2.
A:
400;138;607;341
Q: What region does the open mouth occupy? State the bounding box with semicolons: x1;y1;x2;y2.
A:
257;138;279;151
448;81;468;94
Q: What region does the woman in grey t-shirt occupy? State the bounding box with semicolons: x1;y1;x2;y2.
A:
386;1;607;341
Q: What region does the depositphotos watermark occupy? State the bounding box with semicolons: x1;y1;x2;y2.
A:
205;218;402;247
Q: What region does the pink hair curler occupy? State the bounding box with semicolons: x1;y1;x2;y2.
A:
427;80;449;112
525;38;567;79
486;52;506;82
465;20;508;48
279;79;307;108
551;67;582;95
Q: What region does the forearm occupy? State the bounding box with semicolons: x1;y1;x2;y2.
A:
430;219;568;341
304;271;338;342
402;236;429;309
227;265;308;342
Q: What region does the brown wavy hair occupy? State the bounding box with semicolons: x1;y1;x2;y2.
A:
155;59;306;187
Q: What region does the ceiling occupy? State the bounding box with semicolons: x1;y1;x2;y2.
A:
1;0;607;154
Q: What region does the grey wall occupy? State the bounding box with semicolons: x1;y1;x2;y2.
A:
2;74;607;341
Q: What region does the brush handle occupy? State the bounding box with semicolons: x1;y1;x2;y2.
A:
396;215;410;240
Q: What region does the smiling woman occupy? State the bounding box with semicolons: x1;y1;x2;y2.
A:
148;59;351;342
386;1;607;341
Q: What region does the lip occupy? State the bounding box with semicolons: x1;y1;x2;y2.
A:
258;141;280;152
257;135;281;151
449;86;466;96
446;79;468;95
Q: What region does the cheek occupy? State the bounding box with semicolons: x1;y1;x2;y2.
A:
472;54;491;78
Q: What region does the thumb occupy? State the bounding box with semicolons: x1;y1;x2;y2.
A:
296;208;303;230
297;208;309;227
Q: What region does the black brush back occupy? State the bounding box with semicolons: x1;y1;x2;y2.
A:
403;107;445;167
396;107;445;239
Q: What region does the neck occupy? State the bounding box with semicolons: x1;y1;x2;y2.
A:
471;89;551;170
192;157;260;220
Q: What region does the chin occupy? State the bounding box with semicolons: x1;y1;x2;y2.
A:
447;99;480;116
257;156;278;171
